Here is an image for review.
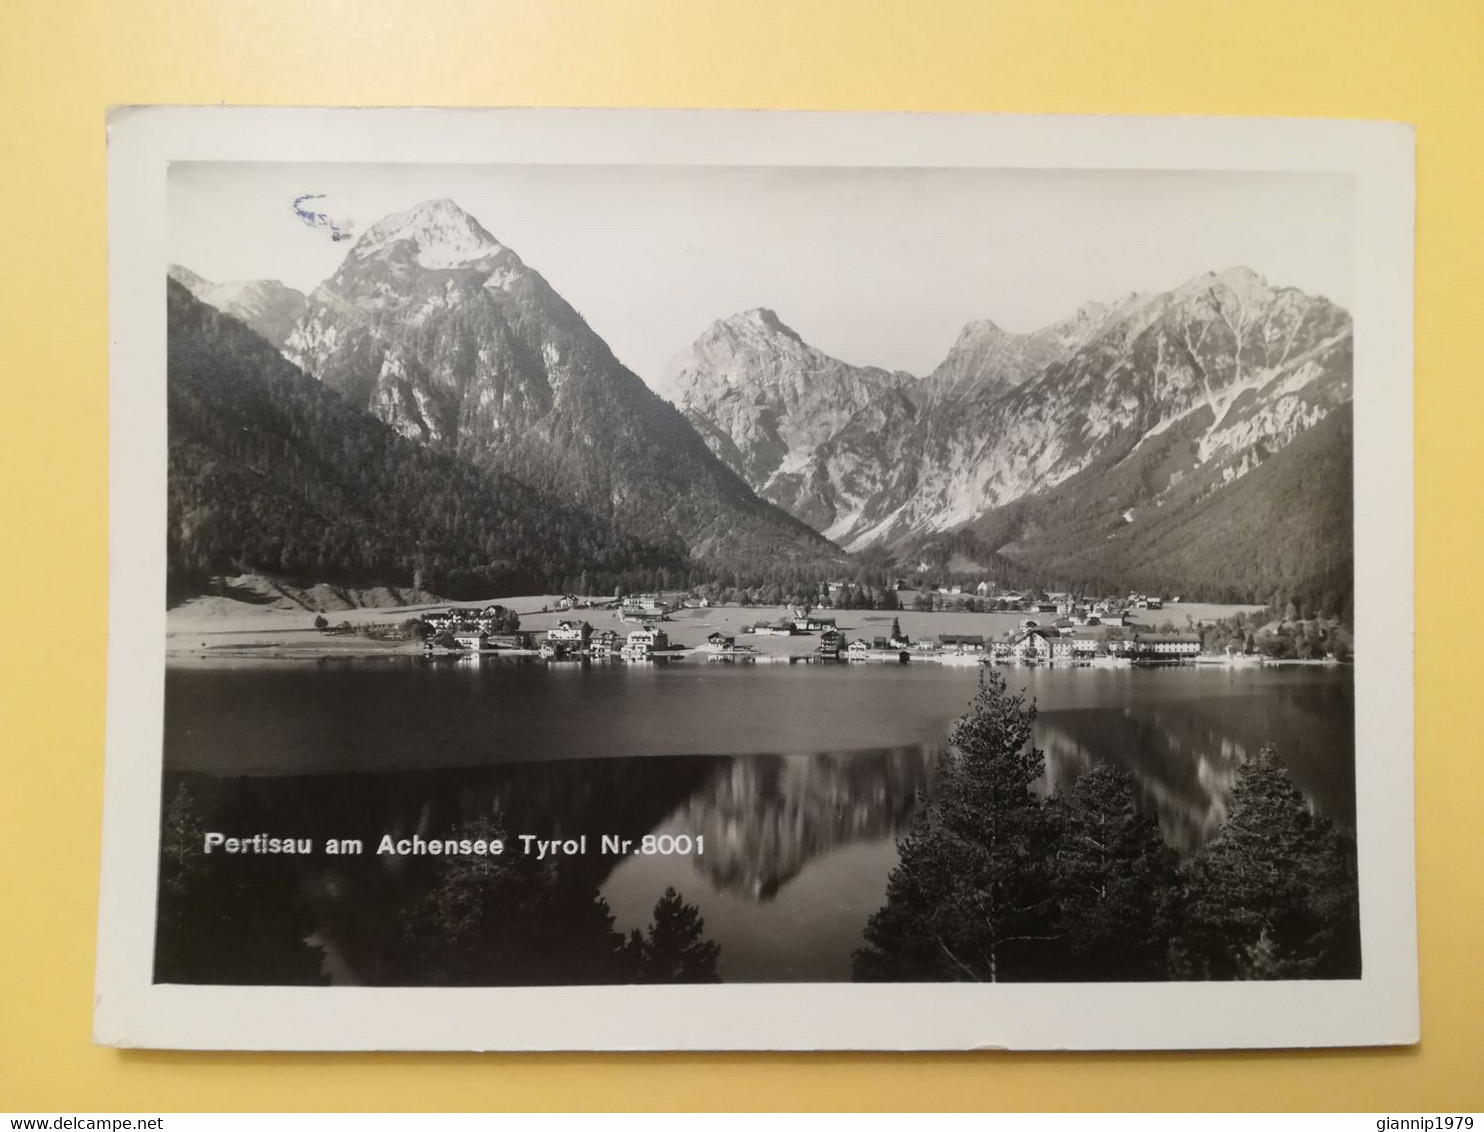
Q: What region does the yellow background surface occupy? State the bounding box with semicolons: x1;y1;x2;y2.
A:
1;0;1479;1112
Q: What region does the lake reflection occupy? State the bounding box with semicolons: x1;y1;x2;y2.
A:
1037;674;1355;851
158;659;1353;983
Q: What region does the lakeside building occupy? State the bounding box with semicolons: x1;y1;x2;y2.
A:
590;628;620;658
704;631;757;658
488;631;537;650
995;625;1202;662
704;631;751;655
1068;630;1108;657
939;633;987;654
623;627;670;659
547;620;593;647
1015;629;1055;661
1131;632;1201;657
453;630;488;652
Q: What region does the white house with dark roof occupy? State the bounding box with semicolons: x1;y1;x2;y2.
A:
623;627;670;658
938;633;986;654
453;630;488;652
1011;629;1055;661
547;620;592;646
1133;633;1201;657
590;628;620;657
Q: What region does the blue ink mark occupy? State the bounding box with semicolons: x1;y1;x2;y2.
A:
292;194;353;242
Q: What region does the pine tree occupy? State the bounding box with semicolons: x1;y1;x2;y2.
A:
855;671;1059;982
626;887;722;983
1170;745;1360;979
1044;761;1183;980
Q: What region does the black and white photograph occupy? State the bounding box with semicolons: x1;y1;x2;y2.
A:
97;108;1417;1051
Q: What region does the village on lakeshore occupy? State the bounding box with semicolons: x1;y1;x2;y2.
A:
165;570;1352;666
401;580;1348;669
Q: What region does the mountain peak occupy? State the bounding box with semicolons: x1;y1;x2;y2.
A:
351;198;505;269
955;318;1008;342
707;307;807;348
1214;265;1271;300
168;263;208;292
1180;265;1271;306
1212;264;1266;285
736;307;791;331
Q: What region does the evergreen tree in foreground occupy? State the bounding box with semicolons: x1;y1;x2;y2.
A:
626;886;722;983
1170;744;1360;980
855;671;1059;982
854;677;1361;983
1045;761;1184;981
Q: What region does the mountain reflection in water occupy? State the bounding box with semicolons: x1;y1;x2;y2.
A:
156;743;938;985
1037;678;1355;853
663;747;936;900
158;662;1353;983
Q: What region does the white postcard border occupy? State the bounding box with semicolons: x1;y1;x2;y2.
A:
98;107;1417;1051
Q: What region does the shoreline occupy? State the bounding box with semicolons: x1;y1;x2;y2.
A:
166;644;1349;668
165;594;1338;667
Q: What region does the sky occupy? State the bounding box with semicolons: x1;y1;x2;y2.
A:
170;162;1354;386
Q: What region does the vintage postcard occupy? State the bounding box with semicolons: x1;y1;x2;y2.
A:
97;107;1416;1050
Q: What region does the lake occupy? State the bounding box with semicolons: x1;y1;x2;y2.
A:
158;657;1354;984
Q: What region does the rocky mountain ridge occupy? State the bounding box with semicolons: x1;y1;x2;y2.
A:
165;279;689;599
277;199;843;572
658;308;915;528
168;265;307;349
668;267;1352;558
